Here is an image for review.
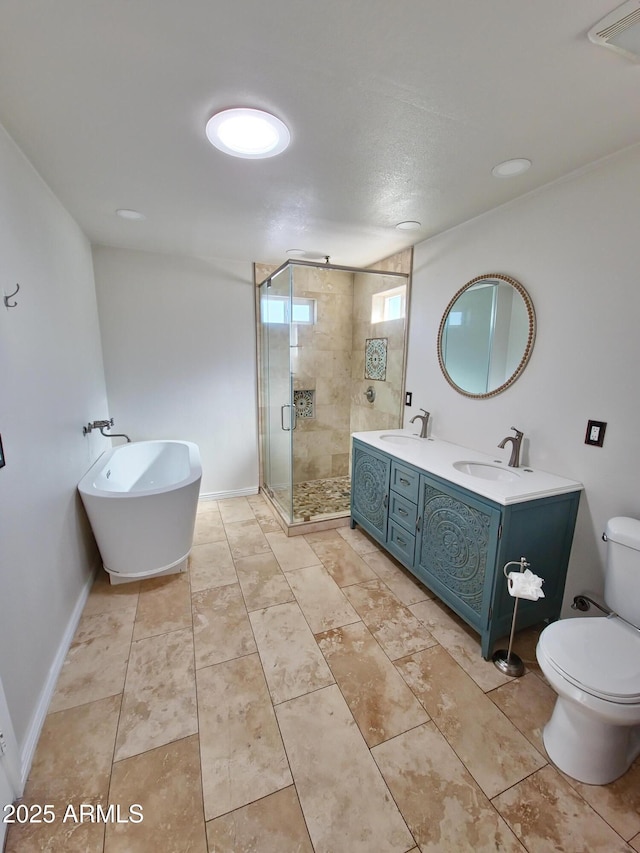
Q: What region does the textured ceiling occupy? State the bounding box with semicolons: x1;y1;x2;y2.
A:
0;1;638;266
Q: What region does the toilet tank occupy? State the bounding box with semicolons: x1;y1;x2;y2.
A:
604;516;640;624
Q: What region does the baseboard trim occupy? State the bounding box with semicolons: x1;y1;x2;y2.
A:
18;566;96;789
199;486;259;502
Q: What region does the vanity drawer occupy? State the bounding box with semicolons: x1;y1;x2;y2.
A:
387;519;416;566
389;491;417;532
390;462;419;503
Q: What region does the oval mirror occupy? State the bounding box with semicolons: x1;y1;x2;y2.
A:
437;274;535;398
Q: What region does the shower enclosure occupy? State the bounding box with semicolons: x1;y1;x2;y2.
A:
257;257;410;529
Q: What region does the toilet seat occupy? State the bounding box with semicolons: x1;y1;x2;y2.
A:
538;616;640;704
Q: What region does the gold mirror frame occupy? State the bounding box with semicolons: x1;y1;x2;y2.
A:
437;273;536;399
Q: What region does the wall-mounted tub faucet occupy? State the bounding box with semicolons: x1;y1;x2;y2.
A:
83;418;131;443
410;408;430;438
498;427;524;467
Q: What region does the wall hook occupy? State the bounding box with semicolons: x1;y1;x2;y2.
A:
4;283;19;309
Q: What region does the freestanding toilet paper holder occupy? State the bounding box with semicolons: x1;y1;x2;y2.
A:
492;556;531;677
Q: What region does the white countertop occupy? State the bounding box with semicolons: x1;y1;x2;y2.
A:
352;429;583;506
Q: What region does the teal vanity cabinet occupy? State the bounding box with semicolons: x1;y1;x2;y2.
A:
350;437;581;659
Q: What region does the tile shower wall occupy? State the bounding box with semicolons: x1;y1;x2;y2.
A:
291;266;354;483
255;249;411;504
350;251;412;435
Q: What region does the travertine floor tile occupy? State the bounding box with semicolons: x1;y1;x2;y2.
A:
306;531;378;586
234;552;294;611
396;645;546;798
275;684;414;853
218;496;256;523
192;582;256;669
560;757;640;842
81;570;140;617
193;508;226;545
631;832;640;852
247;494;282;532
105;735;207;853
71;603;137;648
49;633;130;713
26;695;121;802
286;564;360;633
364;550;431;606
265;530;320;571
189;540;237;592
337;524;381;555
132;571;192;640
205;786;314;853
317;621;428;747
4;799;106;853
197;655;292;820
197;499;219;514
115;628;197;761
224;518;271;559
344;579;437;660
410;597;510;691
372;722;525;852
489;671;556;754
493;765;633;852
250;601;334;704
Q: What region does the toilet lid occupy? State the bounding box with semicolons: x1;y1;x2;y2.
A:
540;617;640;703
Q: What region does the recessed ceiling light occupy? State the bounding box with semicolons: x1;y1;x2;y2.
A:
116;208;145;220
205;108;290;159
491;158;532;178
395;220;422;231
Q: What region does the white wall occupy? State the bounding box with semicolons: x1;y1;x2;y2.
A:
405;144;640;613
92;247;258;497
0;124;110;768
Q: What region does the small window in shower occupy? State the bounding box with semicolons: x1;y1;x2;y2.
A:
262;296;316;324
371;284;406;323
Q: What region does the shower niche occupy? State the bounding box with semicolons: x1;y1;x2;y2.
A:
256;253;411;530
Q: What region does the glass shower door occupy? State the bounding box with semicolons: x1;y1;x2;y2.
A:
261;266;293;521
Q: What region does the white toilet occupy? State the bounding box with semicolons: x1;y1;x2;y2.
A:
536;516;640;785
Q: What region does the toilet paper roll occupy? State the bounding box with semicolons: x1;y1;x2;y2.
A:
507;568;545;601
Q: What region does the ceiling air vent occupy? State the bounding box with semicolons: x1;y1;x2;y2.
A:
588;1;640;61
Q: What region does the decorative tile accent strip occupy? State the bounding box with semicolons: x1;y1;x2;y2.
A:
293;389;315;418
365;338;388;381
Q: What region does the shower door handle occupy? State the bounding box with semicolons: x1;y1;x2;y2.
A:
281;404;297;431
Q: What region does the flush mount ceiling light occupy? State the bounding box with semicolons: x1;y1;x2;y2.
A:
395;220;422;231
116;208;145;220
205;108;290;159
286;249;306;257
491;158;532;178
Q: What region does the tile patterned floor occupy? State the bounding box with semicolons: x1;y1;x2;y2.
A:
273;476;352;522
7;494;640;852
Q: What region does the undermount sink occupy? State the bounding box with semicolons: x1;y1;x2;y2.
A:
453;461;521;482
379;434;423;446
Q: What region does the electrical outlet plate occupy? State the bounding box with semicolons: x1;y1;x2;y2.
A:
585;420;607;447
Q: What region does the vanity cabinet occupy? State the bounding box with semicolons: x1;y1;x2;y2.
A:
351;438;581;658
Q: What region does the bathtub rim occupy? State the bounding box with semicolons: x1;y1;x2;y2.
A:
78;439;202;499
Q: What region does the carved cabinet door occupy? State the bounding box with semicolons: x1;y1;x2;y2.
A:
416;475;501;630
351;443;391;540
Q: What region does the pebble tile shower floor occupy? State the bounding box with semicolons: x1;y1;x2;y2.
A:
7;494;640;852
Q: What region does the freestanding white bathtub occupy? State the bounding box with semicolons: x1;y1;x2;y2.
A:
78;440;202;583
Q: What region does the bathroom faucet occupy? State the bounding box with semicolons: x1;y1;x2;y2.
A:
83;418;131;443
498;427;524;467
410;408;430;438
